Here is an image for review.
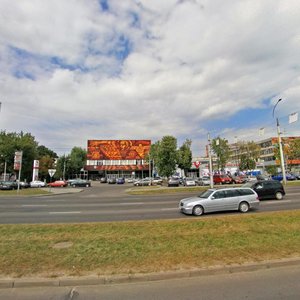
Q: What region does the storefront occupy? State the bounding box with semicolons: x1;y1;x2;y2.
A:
84;139;151;180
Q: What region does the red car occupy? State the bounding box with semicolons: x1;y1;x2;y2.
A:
213;174;232;185
48;180;67;187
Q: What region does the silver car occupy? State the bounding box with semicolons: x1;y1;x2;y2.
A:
179;187;259;216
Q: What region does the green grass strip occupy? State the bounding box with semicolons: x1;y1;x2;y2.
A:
0;210;300;278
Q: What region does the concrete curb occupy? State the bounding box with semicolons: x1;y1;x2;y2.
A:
1;257;300;289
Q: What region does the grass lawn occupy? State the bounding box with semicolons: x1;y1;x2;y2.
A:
0;210;300;278
0;188;50;196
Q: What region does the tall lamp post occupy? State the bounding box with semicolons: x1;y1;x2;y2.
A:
272;98;287;185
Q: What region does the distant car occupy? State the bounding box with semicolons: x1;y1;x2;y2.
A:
197;176;211;186
256;174;271;181
108;178;117;184
213;174;232;185
243;180;285;200
116;178;125;184
179;187;259;216
168;177;180;187
134;178;151;186
48;180;67;187
30;180;46;188
183;177;196;186
126;178;135;183
246;175;258;182
230;176;246;184
18;181;30;188
152;177;163;185
272;173;297;181
100;177;107;183
69;179;91;187
0;181;18;190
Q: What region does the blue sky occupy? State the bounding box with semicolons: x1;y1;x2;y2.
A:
0;0;300;156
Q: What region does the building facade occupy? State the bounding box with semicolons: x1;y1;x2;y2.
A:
84;140;151;180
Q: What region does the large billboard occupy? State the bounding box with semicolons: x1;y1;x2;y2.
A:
87;140;151;160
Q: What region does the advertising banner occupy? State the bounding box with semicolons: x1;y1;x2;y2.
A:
14;151;23;171
87;140;151;160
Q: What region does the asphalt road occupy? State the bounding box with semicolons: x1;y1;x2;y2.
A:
1;264;300;299
1;183;300;224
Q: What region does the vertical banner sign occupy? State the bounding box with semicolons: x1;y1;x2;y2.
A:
32;160;40;181
14;151;23;193
14;151;23;171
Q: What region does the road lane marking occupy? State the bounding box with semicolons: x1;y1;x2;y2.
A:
22;205;48;207
161;208;178;211
49;211;81;214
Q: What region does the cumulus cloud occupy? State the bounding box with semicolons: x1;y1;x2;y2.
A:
0;0;300;155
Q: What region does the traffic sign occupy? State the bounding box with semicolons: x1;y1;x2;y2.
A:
48;169;56;177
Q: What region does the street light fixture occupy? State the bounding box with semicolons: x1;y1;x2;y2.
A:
273;98;287;185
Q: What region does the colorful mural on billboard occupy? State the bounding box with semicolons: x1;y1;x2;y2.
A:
87;140;151;160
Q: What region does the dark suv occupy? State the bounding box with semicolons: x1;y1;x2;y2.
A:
243;180;285;200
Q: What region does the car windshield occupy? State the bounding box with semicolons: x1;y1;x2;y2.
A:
198;190;214;198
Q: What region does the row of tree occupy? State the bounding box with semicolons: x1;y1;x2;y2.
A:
0;131;86;182
1;130;299;182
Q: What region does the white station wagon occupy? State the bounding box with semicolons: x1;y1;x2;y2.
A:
179;187;259;216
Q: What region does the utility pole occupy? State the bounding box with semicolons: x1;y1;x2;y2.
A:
273;99;287;185
207;133;214;188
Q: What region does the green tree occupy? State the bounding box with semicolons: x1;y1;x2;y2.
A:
288;138;300;160
177;139;192;177
211;137;230;170
0;131;38;181
69;147;87;177
237;141;261;171
239;154;256;170
153;136;178;178
55;147;87;180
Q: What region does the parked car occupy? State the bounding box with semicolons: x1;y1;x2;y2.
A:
168;177;180;187
152;177;163;185
116;177;125;184
18;181;30;188
183;177;197;186
0;181;18;190
126;178;135;183
243;180;285;200
30;180;46;188
179;187;259;216
246;175;258;182
230;175;246;184
100;177;107;183
48;180;67;187
69;179;91;187
256;174;271;181
134;178;151;186
213;174;232;185
197;176;211;186
272;173;297;181
108;178;117;184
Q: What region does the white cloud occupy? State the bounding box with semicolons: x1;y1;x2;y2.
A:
0;0;300;156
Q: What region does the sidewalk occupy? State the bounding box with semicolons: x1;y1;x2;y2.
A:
39;187;83;195
1;257;300;289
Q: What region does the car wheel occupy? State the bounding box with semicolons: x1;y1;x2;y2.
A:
275;192;283;200
192;205;204;216
239;202;249;213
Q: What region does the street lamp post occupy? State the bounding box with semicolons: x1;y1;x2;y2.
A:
207;133;214;188
273;99;287;185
